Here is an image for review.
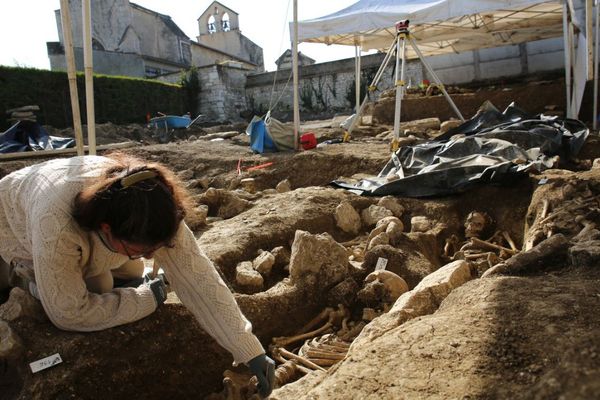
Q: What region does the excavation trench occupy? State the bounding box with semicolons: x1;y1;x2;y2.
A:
1;143;541;399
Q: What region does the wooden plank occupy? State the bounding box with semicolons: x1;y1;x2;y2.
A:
0;142;137;161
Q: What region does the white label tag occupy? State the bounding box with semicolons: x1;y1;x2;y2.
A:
375;257;388;271
30;353;63;373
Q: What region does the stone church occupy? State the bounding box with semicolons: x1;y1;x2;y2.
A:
46;0;264;78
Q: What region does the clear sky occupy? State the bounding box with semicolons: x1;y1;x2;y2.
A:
0;0;363;72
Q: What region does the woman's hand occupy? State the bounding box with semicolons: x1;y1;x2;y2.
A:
248;353;276;398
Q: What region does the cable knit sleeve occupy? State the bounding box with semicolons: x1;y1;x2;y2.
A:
154;223;265;364
31;213;157;332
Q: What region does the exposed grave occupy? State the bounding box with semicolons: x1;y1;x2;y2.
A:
1;85;600;399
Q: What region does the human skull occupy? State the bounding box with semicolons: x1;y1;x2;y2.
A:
464;211;491;238
357;270;408;306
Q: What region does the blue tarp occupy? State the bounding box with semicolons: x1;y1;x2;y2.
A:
0;121;75;154
246;116;277;153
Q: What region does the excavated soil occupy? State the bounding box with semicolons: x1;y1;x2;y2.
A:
2;82;600;399
274;266;600;400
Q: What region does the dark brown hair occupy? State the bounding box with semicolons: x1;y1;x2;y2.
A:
73;152;193;246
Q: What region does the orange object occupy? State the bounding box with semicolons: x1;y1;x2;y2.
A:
246;162;274;172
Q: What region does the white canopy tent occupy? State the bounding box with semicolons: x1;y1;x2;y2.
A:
292;0;595;128
297;0;565;57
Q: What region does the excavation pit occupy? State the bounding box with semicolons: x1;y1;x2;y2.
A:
2;113;600;399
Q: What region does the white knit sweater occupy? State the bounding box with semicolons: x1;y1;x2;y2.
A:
0;156;264;363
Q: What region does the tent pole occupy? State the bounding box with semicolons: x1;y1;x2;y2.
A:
292;0;300;151
569;20;577;117
347;35;398;136
392;31;407;151
82;0;96;155
594;0;599;130
355;45;361;113
410;37;464;121
564;3;573;118
59;0;84;156
587;0;594;81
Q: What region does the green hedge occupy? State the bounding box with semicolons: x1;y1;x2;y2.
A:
0;66;185;130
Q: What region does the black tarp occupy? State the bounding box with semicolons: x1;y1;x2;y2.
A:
332;103;589;197
0;120;75;154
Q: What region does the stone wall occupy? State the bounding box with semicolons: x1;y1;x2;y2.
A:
196;31;264;70
243;34;570;121
425;37;565;84
49;0;191;78
245;53;422;118
197;64;249;122
48;46;145;77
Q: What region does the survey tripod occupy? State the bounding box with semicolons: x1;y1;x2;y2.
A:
346;20;465;151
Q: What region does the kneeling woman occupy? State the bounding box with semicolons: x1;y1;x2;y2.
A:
0;153;274;396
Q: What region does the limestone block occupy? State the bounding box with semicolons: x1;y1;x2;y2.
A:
236;261;264;290
0;320;23;360
385;221;404;244
271;246;291;269
375;216;403;230
354;289;437;347
411;216;432;233
0;287;45;322
367;232;390;250
401;117;440;131
335;201;362;234
354;260;471;346
361;205;393;228
276;179;292;193
289;231;348;286
218;194;251;219
592;158;600;169
198;177;210;189
364;216;401;248
440;119;462;133
185;205;209;231
413;260;472;303
366;224;386;246
377;196;405;218
253;251;275;276
178;169;194;181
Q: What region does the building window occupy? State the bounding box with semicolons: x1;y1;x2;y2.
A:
208;15;216;34
221;13;230;31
